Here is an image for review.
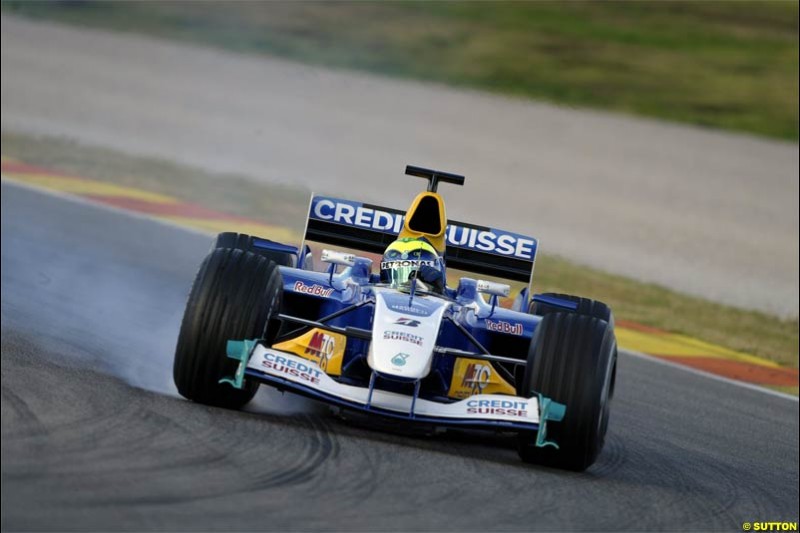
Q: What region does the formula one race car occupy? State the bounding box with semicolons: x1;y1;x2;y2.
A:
173;166;617;471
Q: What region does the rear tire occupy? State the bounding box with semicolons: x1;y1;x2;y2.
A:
516;312;616;471
214;232;295;267
173;247;283;409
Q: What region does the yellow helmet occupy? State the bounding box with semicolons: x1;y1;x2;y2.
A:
380;238;443;287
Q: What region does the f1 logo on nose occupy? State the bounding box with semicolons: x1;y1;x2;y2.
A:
394;317;421;327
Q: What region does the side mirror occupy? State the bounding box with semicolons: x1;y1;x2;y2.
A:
320;249;355;267
476;279;511;298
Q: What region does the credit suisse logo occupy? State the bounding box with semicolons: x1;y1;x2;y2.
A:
383;330;423;346
261;352;323;385
311;197;536;260
466;398;529;418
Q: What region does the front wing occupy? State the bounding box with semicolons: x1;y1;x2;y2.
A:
224;341;566;439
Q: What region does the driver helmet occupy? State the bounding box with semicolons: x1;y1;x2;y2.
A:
380;237;444;288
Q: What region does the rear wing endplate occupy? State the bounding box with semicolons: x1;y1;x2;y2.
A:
302;195;538;283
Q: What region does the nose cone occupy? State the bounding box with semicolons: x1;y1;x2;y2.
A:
367;290;449;380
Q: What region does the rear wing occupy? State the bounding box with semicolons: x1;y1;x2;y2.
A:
302;195;538;283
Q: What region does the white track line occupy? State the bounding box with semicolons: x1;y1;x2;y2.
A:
621;349;798;402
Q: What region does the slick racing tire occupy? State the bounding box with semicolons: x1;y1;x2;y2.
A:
173;247;283;409
528;292;612;325
516;312;616;471
529;292;617;399
214;232;295;267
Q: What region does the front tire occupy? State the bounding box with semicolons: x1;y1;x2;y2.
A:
214;232;295;267
529;292;613;325
173;247;283;409
517;312;616;471
529;292;617;399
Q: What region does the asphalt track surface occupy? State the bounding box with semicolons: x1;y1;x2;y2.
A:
1;14;798;317
2;181;798;531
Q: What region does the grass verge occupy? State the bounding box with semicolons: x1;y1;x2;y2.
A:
2;131;797;369
2;0;797;140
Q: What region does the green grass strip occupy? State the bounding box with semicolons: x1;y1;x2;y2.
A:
3;0;798;140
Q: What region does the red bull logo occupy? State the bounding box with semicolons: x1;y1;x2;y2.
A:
293;281;334;298
485;319;523;336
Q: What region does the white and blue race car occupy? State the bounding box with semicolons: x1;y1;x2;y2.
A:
173;166;617;471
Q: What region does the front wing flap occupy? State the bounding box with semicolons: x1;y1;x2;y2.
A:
224;340;565;437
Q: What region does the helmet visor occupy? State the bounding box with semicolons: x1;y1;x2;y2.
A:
380;259;436;287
